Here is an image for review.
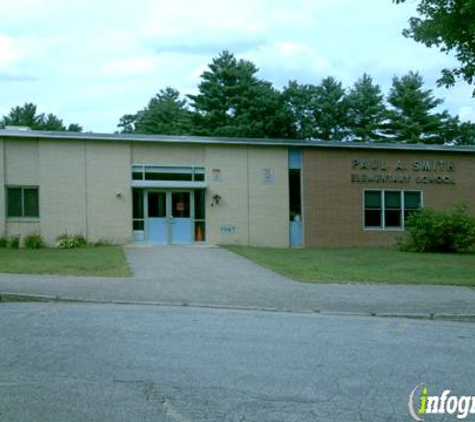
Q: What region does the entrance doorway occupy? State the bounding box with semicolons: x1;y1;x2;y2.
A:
147;191;193;244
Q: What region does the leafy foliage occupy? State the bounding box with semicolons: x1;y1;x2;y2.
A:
394;0;475;95
0;103;83;132
56;234;88;249
346;74;387;142
189;50;294;138
24;234;45;249
384;72;451;144
118;88;192;135
8;235;20;249
399;204;475;253
283;77;349;140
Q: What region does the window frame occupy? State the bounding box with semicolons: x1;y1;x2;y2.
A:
5;185;40;220
363;189;423;231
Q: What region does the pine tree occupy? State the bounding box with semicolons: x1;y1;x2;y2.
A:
189;51;294;138
384;72;450;144
346;74;387;142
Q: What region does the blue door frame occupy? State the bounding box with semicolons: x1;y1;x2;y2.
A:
146;190;194;244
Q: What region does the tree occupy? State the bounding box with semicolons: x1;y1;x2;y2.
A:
118;88;192;135
312;77;349;141
346;74;387;142
384;72;451;144
283;77;349;141
0;103;83;132
444;116;475;145
394;0;475;94
189;50;294;138
282;81;319;140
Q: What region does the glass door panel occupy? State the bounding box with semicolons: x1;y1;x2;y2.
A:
171;192;192;244
147;192;168;244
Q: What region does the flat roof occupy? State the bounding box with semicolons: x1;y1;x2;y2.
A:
1;129;475;153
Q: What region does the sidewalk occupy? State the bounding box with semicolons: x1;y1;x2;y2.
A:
1;245;475;319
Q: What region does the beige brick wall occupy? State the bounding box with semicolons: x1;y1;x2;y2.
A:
248;147;289;247
132;143;206;165
303;148;475;247
205;145;250;245
39;140;87;245
2;138;41;241
205;145;289;247
86;142;132;244
4;138;39;185
5;221;41;245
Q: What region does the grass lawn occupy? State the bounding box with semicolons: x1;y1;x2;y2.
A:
225;246;475;286
0;246;130;277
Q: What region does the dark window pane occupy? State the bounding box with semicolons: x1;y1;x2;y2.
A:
7;188;22;217
148;192;166;218
133;189;144;219
145;172;192;181
365;210;382;227
289;169;301;216
405;192;421;209
365;191;381;208
23;188;39;217
133;220;144;231
132;172;143;180
195;221;206;241
385;210;401;227
194;190;206;220
172;192;190;218
194;173;205;182
385;191;401;209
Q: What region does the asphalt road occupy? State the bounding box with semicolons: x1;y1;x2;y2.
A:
1;303;474;421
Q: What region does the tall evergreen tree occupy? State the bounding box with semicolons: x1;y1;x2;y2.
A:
384;72;450;144
189;50;294;138
0;103;82;132
118;87;192;135
312;77;348;141
346;74;387;142
283;77;348;141
282;81;319;140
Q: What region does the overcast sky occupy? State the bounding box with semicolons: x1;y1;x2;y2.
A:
1;0;474;133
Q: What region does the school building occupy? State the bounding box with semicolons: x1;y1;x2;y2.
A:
1;128;474;248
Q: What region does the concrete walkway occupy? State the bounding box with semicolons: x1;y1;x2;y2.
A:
1;245;475;318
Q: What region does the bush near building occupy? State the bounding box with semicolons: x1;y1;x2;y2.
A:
399;204;475;253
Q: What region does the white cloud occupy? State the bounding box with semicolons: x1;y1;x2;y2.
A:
0;0;474;132
0;35;22;68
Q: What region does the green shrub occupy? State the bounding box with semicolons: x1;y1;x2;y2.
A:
73;234;88;247
9;235;20;249
24;234;44;249
56;233;88;249
0;235;7;248
399;204;475;253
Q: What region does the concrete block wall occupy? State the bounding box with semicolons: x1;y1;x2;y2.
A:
1;138;133;246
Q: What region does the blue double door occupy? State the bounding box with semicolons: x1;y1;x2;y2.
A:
147;191;193;245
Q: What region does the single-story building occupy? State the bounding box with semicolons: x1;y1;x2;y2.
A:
1;128;474;248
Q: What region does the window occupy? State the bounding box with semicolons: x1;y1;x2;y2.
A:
7;186;39;218
364;190;422;229
132;189;144;231
132;165;205;182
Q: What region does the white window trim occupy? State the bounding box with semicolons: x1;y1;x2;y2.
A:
363;189;423;231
